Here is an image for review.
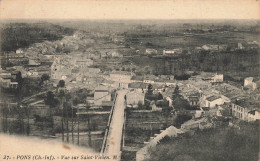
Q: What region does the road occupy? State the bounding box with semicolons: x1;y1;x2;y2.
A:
104;90;128;159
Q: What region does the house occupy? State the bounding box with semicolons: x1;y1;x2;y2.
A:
231;103;247;120
0;69;20;89
202;45;219;51
187;93;200;107
231;100;260;122
107;51;122;57
30;103;50;117
142;75;159;84
238;43;244;49
0;75;12;88
128;82;147;92
109;71;133;88
110;71;132;82
126;91;145;108
94;85;111;106
145;48;158;55
244;77;257;90
212;74;224;83
247;110;260;122
202;73;223;83
163;49;175;55
16;48;24;54
202;95;224;108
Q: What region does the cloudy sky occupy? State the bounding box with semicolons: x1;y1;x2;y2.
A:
0;0;259;20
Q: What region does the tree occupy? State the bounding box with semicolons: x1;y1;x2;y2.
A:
58;80;65;88
45;91;56;108
1;102;9;133
172;85;180;100
146;84;153;96
57;80;66;142
73;97;79;106
172;96;191;111
40;74;50;85
174;114;192;128
137;101;143;109
157;92;163;100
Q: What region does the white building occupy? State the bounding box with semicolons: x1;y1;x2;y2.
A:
109;71;132;89
238;43;244;49
145;48;158;55
16;48;24;54
212;74;224;82
247;110;260;122
163;50;175;55
232;102;260;122
244;77;257;90
202;95;224;108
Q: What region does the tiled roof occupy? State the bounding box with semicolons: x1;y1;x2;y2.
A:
206;95;221;102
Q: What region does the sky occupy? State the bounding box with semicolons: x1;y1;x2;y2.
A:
0;0;259;20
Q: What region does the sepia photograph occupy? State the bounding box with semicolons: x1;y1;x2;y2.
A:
0;0;259;161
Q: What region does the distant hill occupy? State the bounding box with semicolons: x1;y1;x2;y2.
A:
0;22;75;52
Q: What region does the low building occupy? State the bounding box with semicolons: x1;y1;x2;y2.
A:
110;71;132;82
94;85;111;106
238;43;244;50
16;48;24;54
126;91;145;108
188;94;200;107
244;77;257;90
202;95;224;108
145;48;158;55
231;103;247;120
212;74;224;83
247;110;260;122
231;101;260;122
163;49;175;55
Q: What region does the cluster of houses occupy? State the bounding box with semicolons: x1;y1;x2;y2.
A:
142;40;259;57
144;48;183;55
84;71;260;122
135;74;259;161
183;73;259;122
0;68;20;89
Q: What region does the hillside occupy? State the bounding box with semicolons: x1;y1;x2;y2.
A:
146;122;259;161
0;22;75;52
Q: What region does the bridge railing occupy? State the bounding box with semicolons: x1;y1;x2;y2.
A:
100;92;118;153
